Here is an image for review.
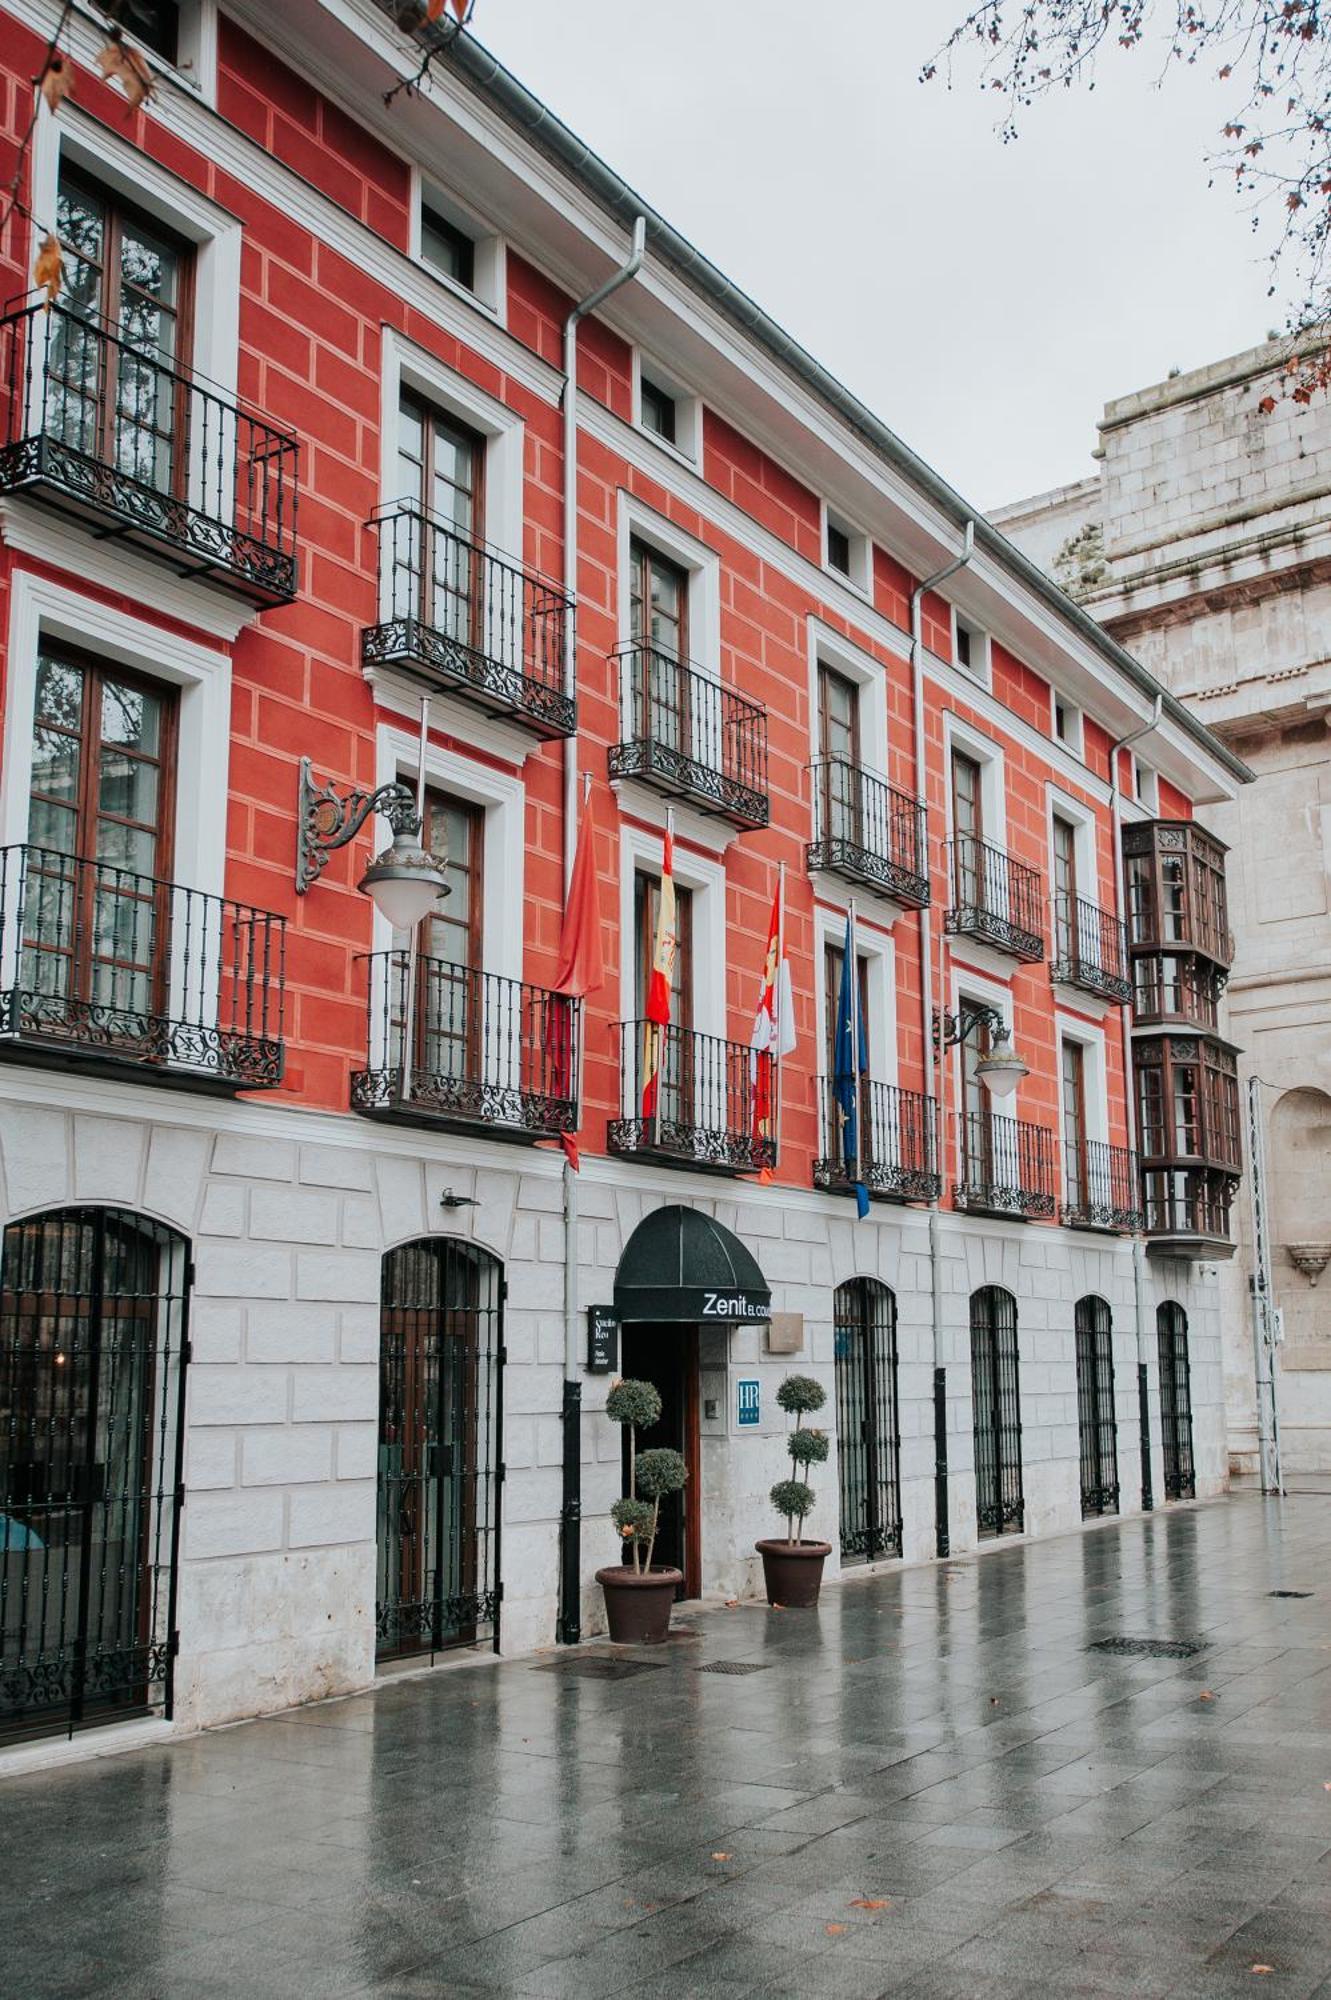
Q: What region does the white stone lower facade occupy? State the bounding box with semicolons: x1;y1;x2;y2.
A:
0;1067;1227;1737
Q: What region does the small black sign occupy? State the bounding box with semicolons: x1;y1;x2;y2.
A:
587;1304;619;1374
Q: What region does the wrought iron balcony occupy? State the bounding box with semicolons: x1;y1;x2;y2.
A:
1051;894;1131;1004
813;1078;940;1202
945;835;1044;962
609;1021;774;1173
351;951;578;1140
0;844;285;1091
0;297;297;603
953;1110;1058;1220
807;759;929;907
363;506;574;738
608;644;769;829
1062;1138;1143;1233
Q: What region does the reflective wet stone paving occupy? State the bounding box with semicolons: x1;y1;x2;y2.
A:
5;1495;1331;1998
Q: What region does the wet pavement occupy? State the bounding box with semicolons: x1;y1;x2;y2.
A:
5;1495;1331;1999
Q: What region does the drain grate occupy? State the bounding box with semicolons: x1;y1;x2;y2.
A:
696;1660;769;1676
538;1655;666;1680
1089;1636;1208;1660
1269;1589;1313;1599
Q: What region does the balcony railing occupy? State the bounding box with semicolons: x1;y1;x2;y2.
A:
1051;895;1131;1004
1141;1167;1238;1256
1062;1139;1143;1233
953;1110;1057;1220
608;644;769;828
0;296;297;602
807;759;929;907
363;506;575;738
609;1021;774;1173
813;1078;940;1203
0;844;285;1090
351;952;578;1139
945;835;1044;962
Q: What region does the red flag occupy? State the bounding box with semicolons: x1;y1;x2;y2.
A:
554;790;604;1000
641;825;678;1120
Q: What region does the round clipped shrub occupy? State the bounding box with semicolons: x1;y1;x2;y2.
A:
635;1447;687;1500
770;1478;814;1522
788;1427;830;1467
776;1374;826;1418
611;1496;654;1544
605;1378;662;1430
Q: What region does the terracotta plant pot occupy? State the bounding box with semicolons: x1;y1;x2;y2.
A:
596;1564;684;1645
755;1538;832;1609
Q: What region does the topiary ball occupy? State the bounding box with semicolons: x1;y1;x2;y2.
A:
770;1478;814;1520
635;1447;687;1499
788;1427;830;1467
611;1496;654;1543
605;1377;662;1430
776;1374;826;1417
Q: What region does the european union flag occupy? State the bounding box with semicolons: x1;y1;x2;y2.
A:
832;915;868;1214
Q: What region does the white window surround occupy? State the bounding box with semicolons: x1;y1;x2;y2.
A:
1047;786;1101;913
1055;1011;1110;1146
1132;756;1160;813
29;103;240;405
615;493;720;671
813;902;897;1089
631;351;702;466
378;327;525;567
1052;692;1085;759
0;568;231;905
942;713;1006;848
617;823;725;1048
951;610;992;690
373;722;525;984
409;168;505;321
947;963;1017;1122
821;503;872;597
806;619;890;788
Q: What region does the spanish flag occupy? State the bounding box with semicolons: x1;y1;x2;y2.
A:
641;819;677;1120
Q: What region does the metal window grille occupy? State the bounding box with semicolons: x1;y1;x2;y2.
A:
807;758;929;907
0;1207;189;1744
607;643;770;829
1075;1295;1119;1518
970;1285;1024;1538
1157;1302;1195;1501
945;834;1045;961
834;1278;902;1563
376;1239;504;1662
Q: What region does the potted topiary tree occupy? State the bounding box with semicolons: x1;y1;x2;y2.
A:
755;1373;832;1608
596;1378;687;1644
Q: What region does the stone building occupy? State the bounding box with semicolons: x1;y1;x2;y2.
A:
995;339;1331;1475
0;0;1246;1759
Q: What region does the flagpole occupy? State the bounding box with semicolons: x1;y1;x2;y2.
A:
850;897;862;1191
397;693;430;1109
573;771;592;1127
653;806;673;1152
773;862;786;1173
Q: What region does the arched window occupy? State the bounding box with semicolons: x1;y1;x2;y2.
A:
833;1278;901;1563
1075;1296;1118;1518
0;1206;189;1744
970;1286;1023;1538
377;1238;504;1662
1157;1302;1195;1501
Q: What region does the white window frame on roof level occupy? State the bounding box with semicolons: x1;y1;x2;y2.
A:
821;503;871;596
951;609;992;689
631;352;701;465
410;170;505;319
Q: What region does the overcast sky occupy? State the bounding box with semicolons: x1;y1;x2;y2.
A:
472;0;1278;511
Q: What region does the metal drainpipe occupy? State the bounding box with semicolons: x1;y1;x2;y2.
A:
557;217;647;1647
1109;694;1163;1512
911;521;974;1561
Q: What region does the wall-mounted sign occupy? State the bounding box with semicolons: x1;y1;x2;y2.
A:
587;1305;619;1374
736;1378;761;1428
766;1312;804;1356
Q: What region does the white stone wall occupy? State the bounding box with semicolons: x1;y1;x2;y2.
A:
0;1067;1226;1734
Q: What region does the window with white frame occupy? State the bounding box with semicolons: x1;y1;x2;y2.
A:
103;1;218;98
1057;1020;1109;1215
1053;695;1084;757
952;612;991;686
824;509;870;593
414;180;503;313
1132;756;1160;813
632;355;700;461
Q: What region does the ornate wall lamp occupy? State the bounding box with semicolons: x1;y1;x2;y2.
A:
295;698;449;929
932;1003;1029;1101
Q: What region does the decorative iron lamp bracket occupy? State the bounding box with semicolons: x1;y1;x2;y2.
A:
296;757;422;893
933;1002;1005;1053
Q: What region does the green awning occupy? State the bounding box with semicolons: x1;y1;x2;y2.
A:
614;1205;771;1324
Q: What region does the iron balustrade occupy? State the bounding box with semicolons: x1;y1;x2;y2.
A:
954;1110;1058;1220
813;1078;940;1203
0;296;297;602
1062;1139;1143;1234
1141;1168;1237;1248
0;844;285;1090
834;1279;903;1563
1157;1302;1196;1499
608;644;770;828
609;1020;775;1173
971;1286;1024;1537
807;758;929;906
1051;893;1131;1003
351;951;578;1138
945;834;1045;961
1075;1296;1120;1518
363;505;575;737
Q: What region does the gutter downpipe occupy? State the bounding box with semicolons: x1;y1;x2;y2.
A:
557;216;647;1647
911;521;974;1561
1109;695;1163;1513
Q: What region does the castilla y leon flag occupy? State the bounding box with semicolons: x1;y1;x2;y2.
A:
641;820;678;1120
549;783;605;1168
750;879;796;1172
